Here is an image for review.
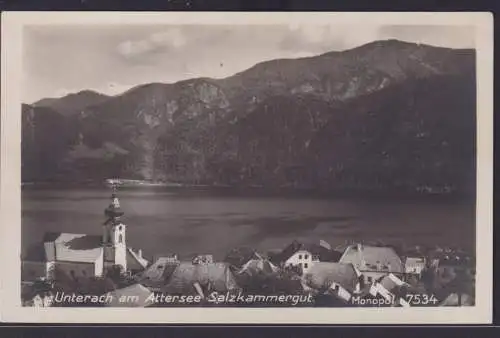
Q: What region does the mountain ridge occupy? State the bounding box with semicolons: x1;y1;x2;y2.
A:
21;40;477;195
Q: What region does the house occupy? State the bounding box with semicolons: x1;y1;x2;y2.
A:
274;240;342;275
405;257;426;276
31;292;55;307
237;258;278;277
104;283;155;307
369;273;410;307
339;244;404;285
302;262;361;302
21;189;149;281
138;256;180;291
284;249;319;274
153;254;179;264
192;254;214;265
225;246;262;268
21;281;54;307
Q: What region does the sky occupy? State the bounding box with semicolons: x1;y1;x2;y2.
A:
22;24;475;103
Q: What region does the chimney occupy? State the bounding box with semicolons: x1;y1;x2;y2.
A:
138;249;143;258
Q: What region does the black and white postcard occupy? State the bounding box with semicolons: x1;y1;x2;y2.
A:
0;12;493;323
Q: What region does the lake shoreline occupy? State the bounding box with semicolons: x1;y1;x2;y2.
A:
21;181;475;203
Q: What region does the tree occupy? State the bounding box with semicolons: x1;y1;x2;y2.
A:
224;247;257;269
106;264;125;285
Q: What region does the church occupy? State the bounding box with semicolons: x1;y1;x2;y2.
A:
22;188;149;282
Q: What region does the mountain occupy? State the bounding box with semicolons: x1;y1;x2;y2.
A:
32;90;111;116
21;40;477;195
21;104;78;181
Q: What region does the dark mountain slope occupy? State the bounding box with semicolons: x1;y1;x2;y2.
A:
307;72;476;193
21;104;78;181
221;40;474;103
21;40;477;195
33;90;111;116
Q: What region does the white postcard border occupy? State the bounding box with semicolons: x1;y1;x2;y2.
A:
0;11;493;324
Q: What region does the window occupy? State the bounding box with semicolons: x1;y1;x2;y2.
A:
304;254;309;260
298;254;302;259
118;234;123;243
298;263;302;268
304;263;308;269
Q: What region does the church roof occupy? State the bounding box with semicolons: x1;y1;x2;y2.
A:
42;232;103;264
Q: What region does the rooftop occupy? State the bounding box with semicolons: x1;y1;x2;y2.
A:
339;244;403;273
162;262;239;295
25;232;104;264
302;262;359;293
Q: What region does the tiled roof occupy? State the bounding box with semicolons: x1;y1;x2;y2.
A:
43;232;103;263
303;262;359;292
339;244;403;273
127;248;149;269
405;257;425;265
238;259;278;276
139;257;179;289
273;240;342;264
379;273;405;292
163;262;239;295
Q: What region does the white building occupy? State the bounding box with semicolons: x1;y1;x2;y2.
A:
284;249;319;274
405;257;426;276
339;244;404;285
369;273;410;307
22;190;149;281
193;254;214;265
31;292;55;307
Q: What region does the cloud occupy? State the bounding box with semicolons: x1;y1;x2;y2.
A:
116;28;187;59
280;24;380;54
53;87;81;98
98;82;136;96
376;25;475;49
279;24;475;55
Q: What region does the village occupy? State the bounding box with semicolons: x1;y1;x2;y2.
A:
21;188;476;308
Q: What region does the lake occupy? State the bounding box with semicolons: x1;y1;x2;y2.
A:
21;187;476;261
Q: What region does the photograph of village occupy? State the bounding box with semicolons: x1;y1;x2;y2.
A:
20;22;477;308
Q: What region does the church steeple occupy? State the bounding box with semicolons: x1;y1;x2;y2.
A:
103;184;124;244
102;183;128;272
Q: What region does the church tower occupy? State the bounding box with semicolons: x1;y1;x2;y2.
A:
103;184;127;272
